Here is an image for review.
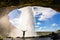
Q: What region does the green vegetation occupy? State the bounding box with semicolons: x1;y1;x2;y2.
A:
0;35;4;40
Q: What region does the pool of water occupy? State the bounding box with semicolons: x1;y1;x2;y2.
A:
3;37;60;40
15;37;52;40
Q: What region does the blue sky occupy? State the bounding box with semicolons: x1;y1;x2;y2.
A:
35;12;60;32
8;6;60;32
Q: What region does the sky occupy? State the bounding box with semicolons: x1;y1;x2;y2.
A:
8;6;60;32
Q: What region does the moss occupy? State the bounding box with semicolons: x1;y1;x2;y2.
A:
0;35;4;39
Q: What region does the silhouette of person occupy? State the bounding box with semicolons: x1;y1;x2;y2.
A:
23;31;26;38
51;32;57;40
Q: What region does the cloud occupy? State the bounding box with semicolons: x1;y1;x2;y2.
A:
35;26;39;27
36;22;41;25
36;27;55;32
33;6;57;21
35;22;41;27
36;26;47;31
39;9;57;21
52;23;58;27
